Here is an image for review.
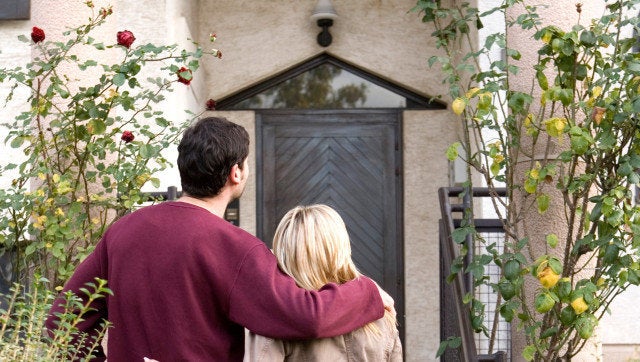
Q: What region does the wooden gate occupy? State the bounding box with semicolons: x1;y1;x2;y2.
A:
257;109;404;336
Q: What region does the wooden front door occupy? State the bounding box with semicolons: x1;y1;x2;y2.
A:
257;109;404;334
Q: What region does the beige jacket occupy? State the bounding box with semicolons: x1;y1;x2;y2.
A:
244;314;402;362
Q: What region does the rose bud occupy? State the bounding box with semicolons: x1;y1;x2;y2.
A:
117;30;136;49
100;7;112;18
121;131;135;143
206;99;216;110
31;27;45;43
177;67;193;85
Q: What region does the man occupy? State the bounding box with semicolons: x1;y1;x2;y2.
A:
46;116;385;361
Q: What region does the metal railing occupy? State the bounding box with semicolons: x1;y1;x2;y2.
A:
439;186;508;362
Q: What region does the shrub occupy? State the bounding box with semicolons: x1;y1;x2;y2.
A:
0;277;111;361
415;0;640;359
0;2;220;286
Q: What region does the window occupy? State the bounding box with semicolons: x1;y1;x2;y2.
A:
0;0;30;20
216;53;445;110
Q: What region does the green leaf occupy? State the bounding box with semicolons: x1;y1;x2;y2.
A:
548;257;563;274
451;226;473;244
579;30;596;46
25;243;37;256
10;136;25;148
575;64;588;80
139;144;153;159
436;336;462;358
463;292;473;304
546;233;558;248
113;73;126;87
507;48;521;60
536;70;548;90
466;262;484;281
557;88;573;106
436;341;448;358
537;194;550;213
87;119;106;135
524;178;537;194
508;92;532;114
523;345;536;361
446;142;461;161
541;326;559;339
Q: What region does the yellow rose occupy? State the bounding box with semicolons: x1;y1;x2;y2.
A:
537;266;561;289
452;98;466;115
571;297;589;315
465;87;480;98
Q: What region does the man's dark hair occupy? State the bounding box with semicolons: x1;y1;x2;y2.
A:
177;116;249;198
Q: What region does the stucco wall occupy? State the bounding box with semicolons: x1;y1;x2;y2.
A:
403;109;458;360
0;20;30;188
199;0;447;103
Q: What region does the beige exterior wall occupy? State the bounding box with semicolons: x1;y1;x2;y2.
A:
0;20;30;189
404;110;459;360
199;0;446;103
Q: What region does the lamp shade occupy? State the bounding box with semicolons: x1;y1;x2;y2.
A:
310;0;338;22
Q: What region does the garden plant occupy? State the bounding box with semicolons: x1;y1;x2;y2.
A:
0;2;220;358
415;0;640;360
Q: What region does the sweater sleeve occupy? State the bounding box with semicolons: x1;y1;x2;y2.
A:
45;240;109;360
227;244;384;339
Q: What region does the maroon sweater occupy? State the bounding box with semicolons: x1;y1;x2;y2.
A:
45;202;383;361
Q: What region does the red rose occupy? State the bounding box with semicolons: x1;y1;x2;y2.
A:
205;99;216;110
121;131;135;143
177;67;193;85
117;30;136;49
31;27;45;43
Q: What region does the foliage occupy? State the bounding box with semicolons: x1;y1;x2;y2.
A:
0;277;111;361
0;3;219;286
415;0;640;360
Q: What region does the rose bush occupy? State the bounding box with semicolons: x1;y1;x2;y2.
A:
0;2;220;287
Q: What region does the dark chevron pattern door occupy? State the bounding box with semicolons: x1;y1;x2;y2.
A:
257;110;404;333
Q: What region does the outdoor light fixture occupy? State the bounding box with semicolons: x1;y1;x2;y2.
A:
310;0;338;47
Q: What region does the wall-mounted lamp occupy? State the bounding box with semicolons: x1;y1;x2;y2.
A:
310;0;338;47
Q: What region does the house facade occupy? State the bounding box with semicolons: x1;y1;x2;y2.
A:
1;0;639;360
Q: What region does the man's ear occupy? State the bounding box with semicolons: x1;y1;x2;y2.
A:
229;163;242;184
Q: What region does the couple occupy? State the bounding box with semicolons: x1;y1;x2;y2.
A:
46;116;402;361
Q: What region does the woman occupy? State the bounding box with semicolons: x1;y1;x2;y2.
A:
244;204;402;361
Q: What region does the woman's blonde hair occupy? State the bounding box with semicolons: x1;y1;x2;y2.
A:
272;204;396;337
